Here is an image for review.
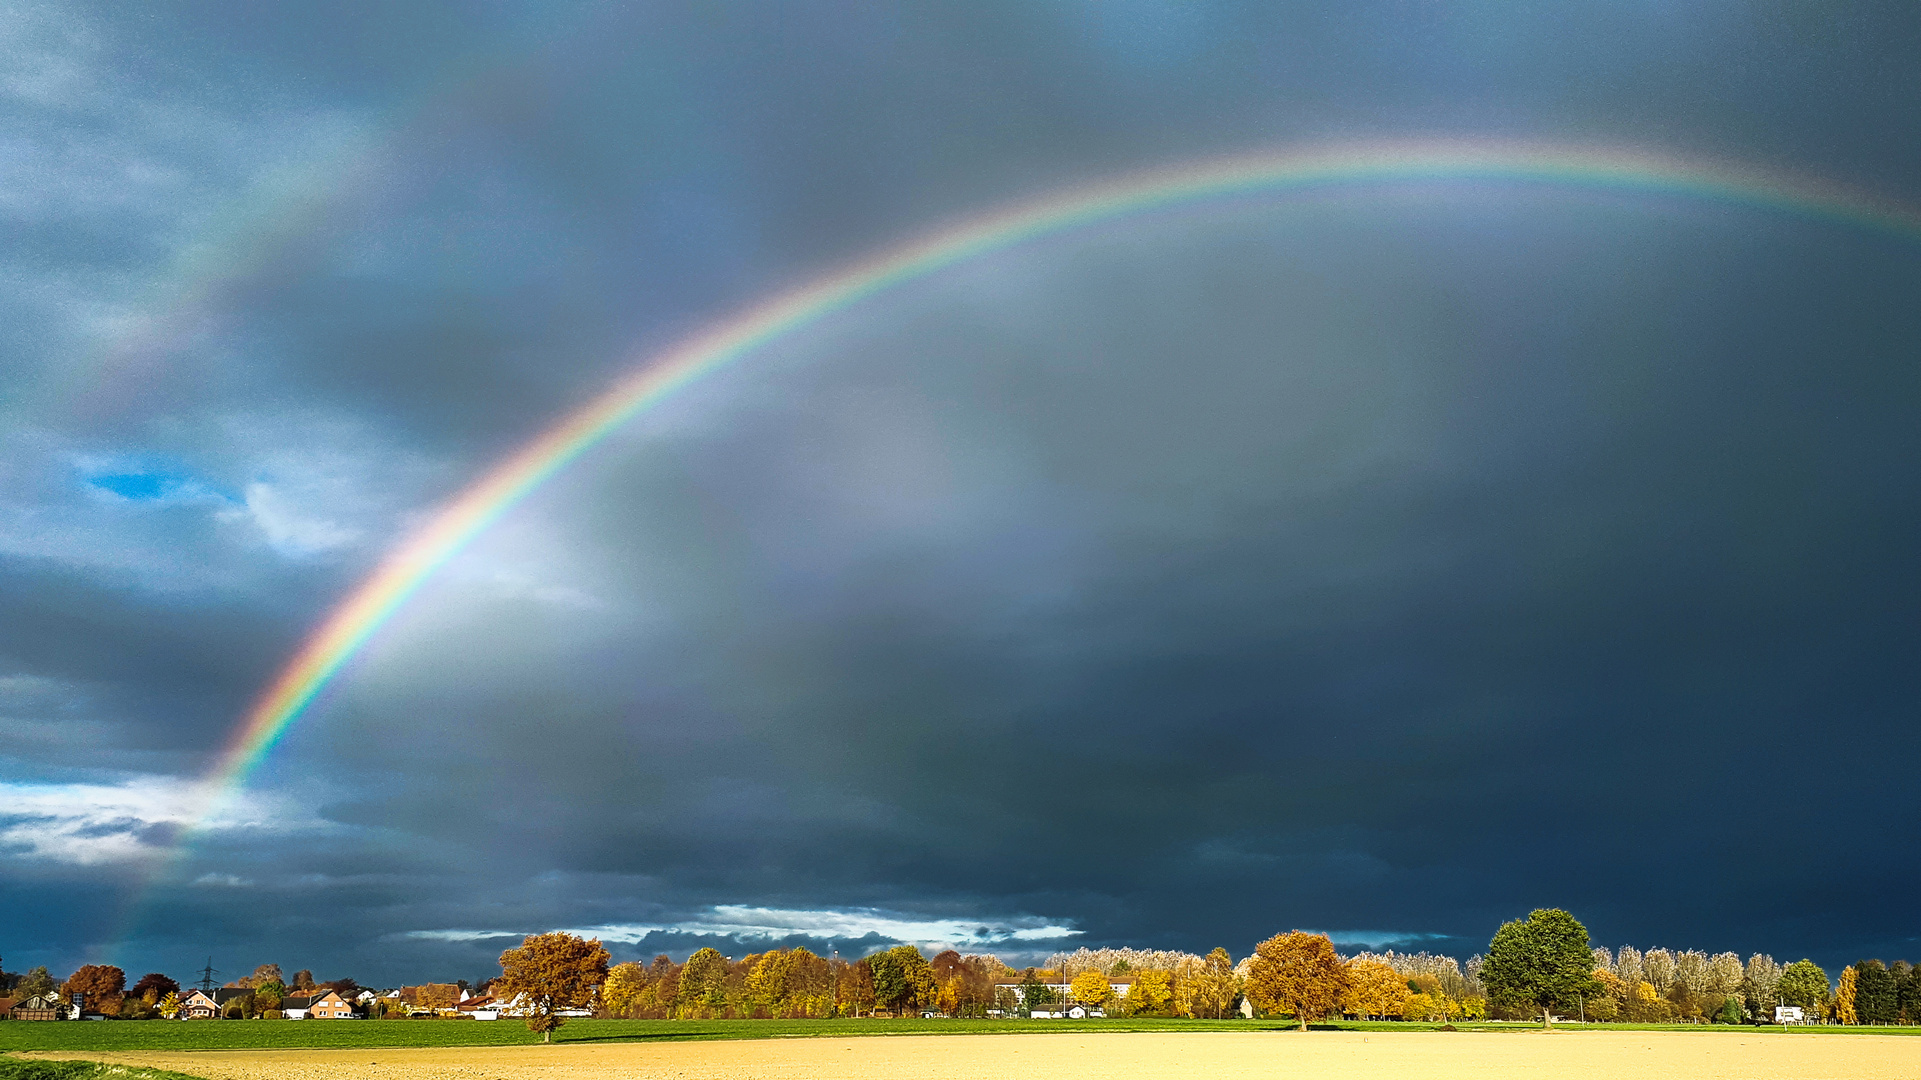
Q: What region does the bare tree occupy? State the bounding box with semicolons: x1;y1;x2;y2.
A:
1615;946;1645;990
1743;954;1783;1017
1707;953;1744;997
1675;951;1712;996
1642;948;1677;994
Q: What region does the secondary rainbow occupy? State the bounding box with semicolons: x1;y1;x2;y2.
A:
193;138;1921;823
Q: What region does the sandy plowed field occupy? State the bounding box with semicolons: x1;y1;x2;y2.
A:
30;1030;1921;1080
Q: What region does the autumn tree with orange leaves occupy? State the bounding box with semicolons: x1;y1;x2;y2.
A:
497;932;610;1041
1342;958;1410;1019
61;964;126;1015
1245;932;1348;1030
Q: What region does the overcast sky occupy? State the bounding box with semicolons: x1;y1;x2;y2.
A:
5;0;1921;987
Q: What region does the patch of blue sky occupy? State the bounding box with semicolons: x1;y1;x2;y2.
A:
79;461;232;506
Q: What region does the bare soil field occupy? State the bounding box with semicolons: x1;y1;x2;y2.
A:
26;1030;1921;1080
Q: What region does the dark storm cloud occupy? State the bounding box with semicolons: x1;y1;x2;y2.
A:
5;0;1921;985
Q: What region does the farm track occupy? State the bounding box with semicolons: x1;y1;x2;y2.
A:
24;1029;1921;1080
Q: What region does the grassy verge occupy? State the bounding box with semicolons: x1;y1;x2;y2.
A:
0;1060;209;1080
1;1017;1915;1053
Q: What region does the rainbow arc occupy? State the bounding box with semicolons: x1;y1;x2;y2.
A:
166;138;1921;888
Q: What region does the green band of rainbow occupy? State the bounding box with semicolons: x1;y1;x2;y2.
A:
196;138;1921;821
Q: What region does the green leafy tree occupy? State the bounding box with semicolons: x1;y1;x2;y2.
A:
17;966;55;1000
1852;961;1897;1025
1480;909;1603;1028
496;932;610;1041
1898;963;1921;1024
1777;960;1830;1011
867;946;933;1016
1019;971;1057;1013
675;947;730;1018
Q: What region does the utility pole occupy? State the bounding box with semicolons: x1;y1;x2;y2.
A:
198;958;218;993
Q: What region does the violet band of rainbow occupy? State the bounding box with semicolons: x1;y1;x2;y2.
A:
197;138;1921;822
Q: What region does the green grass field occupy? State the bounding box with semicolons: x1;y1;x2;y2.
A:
2;1016;1916;1053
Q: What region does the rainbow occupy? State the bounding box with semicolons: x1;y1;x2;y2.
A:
189;138;1921;827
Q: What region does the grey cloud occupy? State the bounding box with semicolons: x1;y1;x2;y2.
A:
6;0;1921;987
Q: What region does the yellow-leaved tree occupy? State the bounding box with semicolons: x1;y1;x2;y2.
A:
602;961;648;1018
1834;966;1859;1025
1069;971;1113;1008
496;932;610;1041
1129;969;1174;1015
416;983;461;1011
1342;958;1410;1019
1244;932;1349;1031
1175;948;1240;1018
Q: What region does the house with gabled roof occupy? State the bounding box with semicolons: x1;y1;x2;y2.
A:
10;994;70;1021
307;989;355;1019
456;993;500;1020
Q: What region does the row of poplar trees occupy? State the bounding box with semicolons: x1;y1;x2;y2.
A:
595;945;1251;1019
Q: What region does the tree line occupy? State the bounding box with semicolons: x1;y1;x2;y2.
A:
589;944;1250;1020
0;960;362;1020
10;910;1921;1029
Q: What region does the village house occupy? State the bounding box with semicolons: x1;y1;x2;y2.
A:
456;993;500;1020
9;994;72;1021
307;990;355;1019
177;990;220;1019
990;975;1133;1017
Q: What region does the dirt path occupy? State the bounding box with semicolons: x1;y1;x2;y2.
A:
27;1030;1921;1080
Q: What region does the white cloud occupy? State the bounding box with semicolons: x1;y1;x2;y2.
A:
409;905;1081;951
445;560;609;610
1317;930;1451;948
660;905;1081;947
207;411;446;560
405;929;525;943
192;872;253;888
0;773;305;865
235;481;362;556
